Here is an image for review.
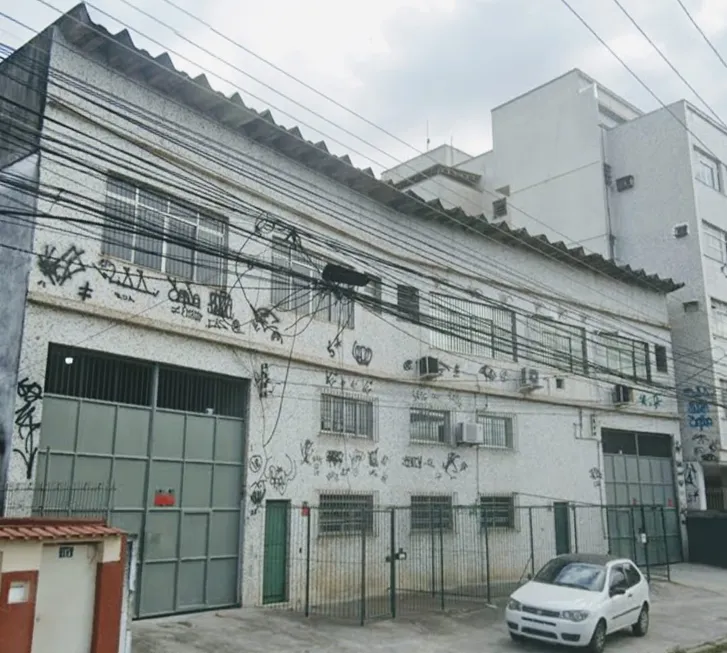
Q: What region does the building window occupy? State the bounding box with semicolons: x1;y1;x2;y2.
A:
410;495;453;532
363;275;383;314
684;301;700;313
410;408;450;444
271;240;354;327
526;316;586;372
720;379;727;415
695;151;720;190
102;176;227;287
319;493;374;535
654;345;668;374
711;299;727;339
593;334;650;382
429;293;515;360
476;414;514;449
703;222;727;263
320;394;374;439
480;495;515;530
397;285;420;321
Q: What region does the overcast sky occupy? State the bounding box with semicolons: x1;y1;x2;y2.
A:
2;0;727;173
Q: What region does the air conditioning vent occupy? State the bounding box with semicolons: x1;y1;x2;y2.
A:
615;175;635;192
519;367;542;392
455;422;484;446
493;198;508;218
674;223;689;239
613;384;632;405
603;163;613;187
418;356;440;379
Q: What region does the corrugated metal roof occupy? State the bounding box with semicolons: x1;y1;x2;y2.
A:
0;520;123;541
40;4;682;294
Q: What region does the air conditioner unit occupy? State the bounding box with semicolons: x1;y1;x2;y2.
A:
455;422;484;445
417;356;440;379
613;384;633;405
519;367;542;391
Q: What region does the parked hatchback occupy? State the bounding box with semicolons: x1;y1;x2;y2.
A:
505;553;650;652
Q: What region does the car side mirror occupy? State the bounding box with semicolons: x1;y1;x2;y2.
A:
609;586;626;597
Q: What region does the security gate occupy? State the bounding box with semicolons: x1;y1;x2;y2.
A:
602;429;682;565
35;344;247;618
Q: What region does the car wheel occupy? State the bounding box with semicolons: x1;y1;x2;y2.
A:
509;631;525;644
632;604;649;637
587;619;607;653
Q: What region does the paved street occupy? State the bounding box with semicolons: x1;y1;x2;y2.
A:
132;565;727;653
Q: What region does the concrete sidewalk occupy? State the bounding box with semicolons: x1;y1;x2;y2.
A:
131;566;727;653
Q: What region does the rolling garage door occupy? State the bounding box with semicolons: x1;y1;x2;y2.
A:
34;344;247;618
602;429;682;566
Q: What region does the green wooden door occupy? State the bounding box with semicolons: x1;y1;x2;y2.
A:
554;502;571;555
262;501;289;604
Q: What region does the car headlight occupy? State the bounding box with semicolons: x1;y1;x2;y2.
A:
507;598;522;611
561;610;590;622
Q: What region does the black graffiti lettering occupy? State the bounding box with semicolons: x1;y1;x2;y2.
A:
403;455;423;469
167;277;200;308
248;455;263;474
37;244;86;286
208;289;234;319
171;305;203;322
443;452;462;478
352;341;373;366
326;450;344;466
14;377;42;480
95;259;159;297
301;439;314;465
114;292;135;303
77;281;93;302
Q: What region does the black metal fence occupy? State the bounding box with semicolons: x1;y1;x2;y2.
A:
1;482;114;519
263;502;680;624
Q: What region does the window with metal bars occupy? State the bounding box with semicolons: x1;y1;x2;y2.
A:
429;293;515;360
593;333;651;382
318;494;374;535
410;408;450;444
480;495;515;530
476;414;514;449
157;365;246;418
410;495;453;532
526;316;586;373
397;285;420;321
270;240;354;327
102;176;228;287
320;394;374;438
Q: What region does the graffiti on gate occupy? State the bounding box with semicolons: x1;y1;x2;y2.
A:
13;377;42;480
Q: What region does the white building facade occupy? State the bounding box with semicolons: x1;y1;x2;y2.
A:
0;9;685;619
386;69;727;511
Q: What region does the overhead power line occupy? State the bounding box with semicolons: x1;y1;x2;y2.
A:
673;0;727;71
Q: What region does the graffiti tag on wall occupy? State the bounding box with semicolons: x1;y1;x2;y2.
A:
13;378;42;480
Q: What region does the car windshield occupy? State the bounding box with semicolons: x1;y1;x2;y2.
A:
533;559;607;592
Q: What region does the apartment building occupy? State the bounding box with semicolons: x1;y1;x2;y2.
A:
0;9;685;618
385;68;727;510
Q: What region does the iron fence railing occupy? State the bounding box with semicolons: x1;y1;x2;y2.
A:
705;488;727;511
1;482;114;519
262;502;680;624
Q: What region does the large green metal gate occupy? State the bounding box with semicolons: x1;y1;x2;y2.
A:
35;344;247;618
602;429;682;565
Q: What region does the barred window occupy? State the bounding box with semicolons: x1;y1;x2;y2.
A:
410;495;453;532
594;333;650;382
527;317;586;373
271;240;354;327
319;494;374;535
480;495;515;529
476;414;514;449
429;293;515;360
320;394;374;438
410;408;450;443
102;176;227;287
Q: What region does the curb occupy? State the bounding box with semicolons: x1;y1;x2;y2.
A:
674;638;727;653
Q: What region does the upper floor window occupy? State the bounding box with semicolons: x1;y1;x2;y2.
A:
410;495;454;532
695;150;721;191
711;298;727;339
654;345;668;374
476;414;514;449
593;333;650;382
102;177;228;287
703;222;727;263
320;393;374;439
429;293;515;360
271;240;354;327
526;316;586;373
410;408;450;444
397;285;420;321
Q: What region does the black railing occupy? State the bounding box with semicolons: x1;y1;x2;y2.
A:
2;482;114;519
705;488;727;511
262;502;680;623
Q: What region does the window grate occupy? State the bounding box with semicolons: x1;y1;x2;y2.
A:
410;408;450;443
410;495;453;531
157;366;246;418
320;394;374;438
319;494;374;535
397;285;420;321
526;316;586;373
594;334;650;382
476;414;513;448
480;495;515;529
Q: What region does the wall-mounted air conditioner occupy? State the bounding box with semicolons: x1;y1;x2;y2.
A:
455;422;485;445
519;367;542;392
418;356;440;379
613;384;633;406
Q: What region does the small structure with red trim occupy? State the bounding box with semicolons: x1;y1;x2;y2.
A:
0;517;127;653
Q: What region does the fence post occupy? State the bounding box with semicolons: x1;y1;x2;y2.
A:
572;504;579;553
483;504;491;604
439;506;445;611
640;504;651;583
528;508;535;577
360;507;366;626
659;505;671;582
430;503;436;596
304;507;311;618
628;508;638;562
389;508;396;619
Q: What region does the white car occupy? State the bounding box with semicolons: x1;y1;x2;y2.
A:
505;553;650;653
